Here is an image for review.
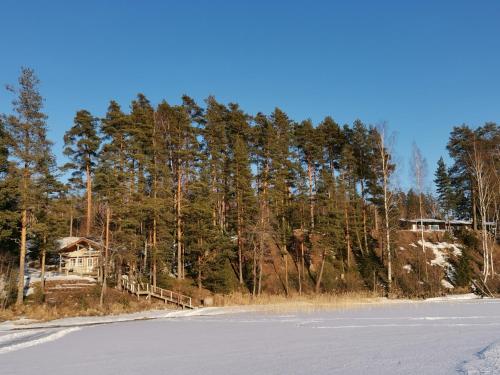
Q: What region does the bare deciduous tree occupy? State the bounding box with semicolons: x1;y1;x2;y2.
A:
468;139;495;281
411;143;429;281
374;123;396;292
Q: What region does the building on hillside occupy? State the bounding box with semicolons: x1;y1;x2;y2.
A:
399;218;497;234
57;237;102;276
399;218;446;232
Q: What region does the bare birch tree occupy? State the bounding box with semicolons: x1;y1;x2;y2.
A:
373;123;395;292
411;143;429;281
468;138;495;281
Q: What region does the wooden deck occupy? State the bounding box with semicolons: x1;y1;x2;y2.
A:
121;278;193;309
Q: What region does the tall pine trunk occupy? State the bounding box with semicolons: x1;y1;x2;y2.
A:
40;235;47;292
361;181;368;254
383;170;392;291
236;165;244;285
283;214;289;296
307;159;314;229
176;165;183;279
17;165;29;306
252;244;257;297
99;205;110;307
85;163;92;236
16;208;27;305
344;192;352;268
152;220;157;287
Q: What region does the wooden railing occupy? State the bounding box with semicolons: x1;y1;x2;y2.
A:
121;277;193;309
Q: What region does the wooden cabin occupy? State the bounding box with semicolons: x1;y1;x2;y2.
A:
399;218;446;232
400;218;497;234
57;237;102;276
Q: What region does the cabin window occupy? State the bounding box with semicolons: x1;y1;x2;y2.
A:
429;225;440;230
78;258;83;266
70;258;76;267
88;258;93;268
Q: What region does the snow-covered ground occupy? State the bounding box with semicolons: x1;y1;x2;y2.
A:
25;268;96;284
23;268;96;296
1;297;500;374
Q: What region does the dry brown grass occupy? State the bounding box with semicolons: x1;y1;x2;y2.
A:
213;291;389;313
0;281;174;323
0;281;404;323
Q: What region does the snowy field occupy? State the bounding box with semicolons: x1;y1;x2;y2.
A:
1;298;500;374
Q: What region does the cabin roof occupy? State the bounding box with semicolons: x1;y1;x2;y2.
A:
56;237;102;252
399;218;495;226
400;218;444;223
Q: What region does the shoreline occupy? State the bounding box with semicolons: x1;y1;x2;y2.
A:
0;293;483;331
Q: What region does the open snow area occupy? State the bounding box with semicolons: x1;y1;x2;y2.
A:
1;298;500;374
412;240;463;288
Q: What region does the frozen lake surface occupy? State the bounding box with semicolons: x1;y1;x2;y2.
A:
1;298;500;374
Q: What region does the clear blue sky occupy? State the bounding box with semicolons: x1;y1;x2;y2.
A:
1;0;499;190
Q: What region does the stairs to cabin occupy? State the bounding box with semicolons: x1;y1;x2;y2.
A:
120;277;193;309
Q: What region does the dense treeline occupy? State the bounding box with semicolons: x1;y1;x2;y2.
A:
1;68;498;306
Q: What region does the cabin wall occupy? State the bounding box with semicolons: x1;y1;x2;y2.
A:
60;249;100;275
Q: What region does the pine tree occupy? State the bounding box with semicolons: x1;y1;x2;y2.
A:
351;120;372;253
157;100;199;280
253;112;279;294
0;119;8;175
0;118;19;256
339;140;357;268
129;93;154;195
4;67;53;305
63;110;101;236
31;164;66;292
99;101;130;246
184;164;228;290
317;116;345;198
434;157;454;219
294;119;322;230
314;116;345;291
203;97;230;232
127;94;155;274
447;125;476;225
268;108;296;294
226;103;256;287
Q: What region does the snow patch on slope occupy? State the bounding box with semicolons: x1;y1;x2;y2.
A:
441;279;454;289
413;241;464;287
403;264;412;273
415;240;462;267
